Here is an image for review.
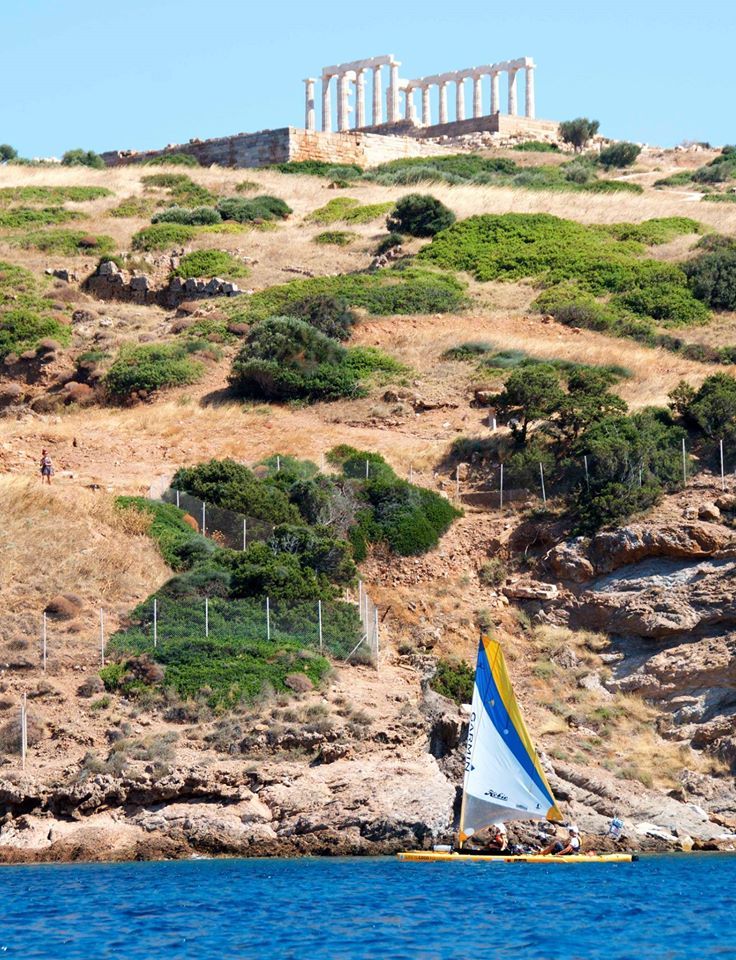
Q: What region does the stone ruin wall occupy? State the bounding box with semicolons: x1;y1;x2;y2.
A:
102;116;558;172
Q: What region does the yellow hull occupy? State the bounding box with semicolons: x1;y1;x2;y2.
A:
397;850;634;864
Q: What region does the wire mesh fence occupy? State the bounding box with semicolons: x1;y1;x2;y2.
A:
112;589;378;666
159;487;275;549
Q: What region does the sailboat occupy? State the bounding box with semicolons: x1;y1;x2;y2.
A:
398;636;634;864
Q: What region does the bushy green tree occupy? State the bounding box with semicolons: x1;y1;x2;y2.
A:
228;316;359;402
558;118;601;152
574;410;685;531
598;141;641;168
557;368;628;444
0;144;17;162
173;458;300;525
494;364;565;442
669;374;736;438
105;343;204;399
386;193;456;237
61;148;105;169
685;246;736;310
152;206;221;225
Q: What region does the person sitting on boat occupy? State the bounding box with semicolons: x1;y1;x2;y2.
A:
486;822;508;853
541;824;581;856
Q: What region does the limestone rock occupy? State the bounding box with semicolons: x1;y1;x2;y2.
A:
545;537;594;582
503;579;559;601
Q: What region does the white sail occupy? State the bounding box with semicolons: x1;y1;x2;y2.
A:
459;636;562;843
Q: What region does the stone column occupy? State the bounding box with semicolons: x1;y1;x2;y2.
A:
490;72;500;114
388;61;400;122
322;76;332;132
472;75;483;118
422;85;431;126
525;65;535;119
338;72;350;131
356;69;366;128
456;77;466;121
373;65;383;125
304;78;316;132
508;69;518;116
439;81;448;124
404;86;413;121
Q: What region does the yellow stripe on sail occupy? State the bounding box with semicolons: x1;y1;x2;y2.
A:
482;636;564;822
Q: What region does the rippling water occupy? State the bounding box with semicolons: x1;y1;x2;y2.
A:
2;854;735;959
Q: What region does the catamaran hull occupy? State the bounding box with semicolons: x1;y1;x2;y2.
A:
396;850;634;864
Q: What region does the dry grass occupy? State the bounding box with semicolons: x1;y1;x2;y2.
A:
0;477;169;632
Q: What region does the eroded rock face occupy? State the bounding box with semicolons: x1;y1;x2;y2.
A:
589;522;736;574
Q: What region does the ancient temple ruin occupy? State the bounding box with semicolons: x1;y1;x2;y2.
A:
102;54;555;170
304;54;536;132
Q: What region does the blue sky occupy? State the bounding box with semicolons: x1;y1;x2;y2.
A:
3;0;733;157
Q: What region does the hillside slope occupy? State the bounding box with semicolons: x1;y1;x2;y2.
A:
1;147;736;859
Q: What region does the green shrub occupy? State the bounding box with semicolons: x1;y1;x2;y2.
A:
105;342;205;398
152;205;222;225
217;195;291;223
386;194;456;237
685;246;736;310
601;217;702;245
343;346;405;380
583;179;644;194
224;266;467;323
366;154;518;185
598;142;642;168
272;160;363;178
289;294;357;341
307;197;394;225
229;317;360;403
442;341;494;360
173;458;300;524
0;206;82;228
234;180;261;192
558;118;600;151
313;230;357;245
375;232;404;255
131;223;197;250
430;658;474;704
11;229;115;257
513;141;560;152
141;173;215;208
0;185;111;205
0;144;18;162
62;148;105;169
173;249;248;279
108;196;156;218
612;282;711;327
142;153;200;167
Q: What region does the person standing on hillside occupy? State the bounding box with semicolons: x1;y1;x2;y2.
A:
40;449;54;484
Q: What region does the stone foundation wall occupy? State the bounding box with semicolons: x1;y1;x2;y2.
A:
101;116;559;171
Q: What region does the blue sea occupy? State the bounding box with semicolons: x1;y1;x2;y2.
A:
1;854;734;959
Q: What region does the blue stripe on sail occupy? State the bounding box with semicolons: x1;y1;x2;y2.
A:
475;640;554;810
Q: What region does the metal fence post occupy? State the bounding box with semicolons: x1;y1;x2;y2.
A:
153;598;158;649
374;606;380;672
539;463;546;505
584;455;590;491
365;459;370;480
99;608;105;666
358;580;364;626
243;517;247;551
720;439;725;491
42;613;47;673
266;596;271;641
175;489;180;508
276;455;281;472
20;693;27;771
205;597;209;638
499;463;504;509
201;501;206;536
682;438;687;486
318;599;323;653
